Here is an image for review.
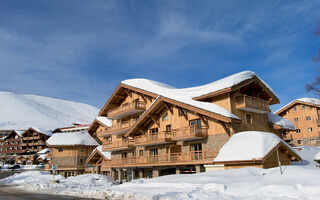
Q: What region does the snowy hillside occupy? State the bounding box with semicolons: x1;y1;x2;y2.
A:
0;91;99;130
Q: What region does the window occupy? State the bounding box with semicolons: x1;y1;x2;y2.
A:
150;128;158;134
294;118;299;122
245;114;252;124
79;158;84;164
296;129;301;133
189;119;201;126
139;150;143;157
293;106;297;111
58;148;63;152
190;143;202;160
302;105;306;110
297;140;302;145
150;148;158;162
306;116;311;121
310;139;316;144
80;148;83;152
122;152;128;158
162;112;168;121
166;125;171;132
308;127;313;132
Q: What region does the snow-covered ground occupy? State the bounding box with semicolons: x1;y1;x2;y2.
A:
1;146;319;200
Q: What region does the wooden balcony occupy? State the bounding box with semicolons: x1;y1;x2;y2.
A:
107;101;146;120
102;140;135;152
235;95;270;113
110;150;217;167
171;126;208;141
102;119;136;136
135;131;173;147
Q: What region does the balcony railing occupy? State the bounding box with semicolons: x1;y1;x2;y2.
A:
102;140;135;152
107;101;146;119
110;150;217;167
236;95;270;113
135;131;173;146
172;126;208;141
103;119;136;136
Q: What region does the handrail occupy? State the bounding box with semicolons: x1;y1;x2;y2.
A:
107;101;146;117
135;131;172;144
105;119;136;134
110;150;218;166
236;95;269;110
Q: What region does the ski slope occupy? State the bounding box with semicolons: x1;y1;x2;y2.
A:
0;91;99;130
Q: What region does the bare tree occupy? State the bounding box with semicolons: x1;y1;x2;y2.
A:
306;23;320;95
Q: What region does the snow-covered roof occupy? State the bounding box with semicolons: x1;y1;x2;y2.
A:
275;98;320;114
96;117;112;127
122;71;276;99
214;131;298;162
268;113;295;130
37;154;47;160
92;145;111;160
121;72;272;120
37;148;50;154
30;127;52;136
314;152;320;161
46;131;99;146
297;98;320;105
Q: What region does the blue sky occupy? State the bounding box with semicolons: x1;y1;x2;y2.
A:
0;0;319;111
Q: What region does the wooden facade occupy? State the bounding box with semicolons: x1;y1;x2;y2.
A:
85;146;111;175
92;72;293;181
275;99;320;146
47;145;96;178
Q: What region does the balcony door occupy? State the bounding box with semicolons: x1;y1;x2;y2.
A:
189;119;202;134
149;128;158;140
150;148;158;162
190;143;202;160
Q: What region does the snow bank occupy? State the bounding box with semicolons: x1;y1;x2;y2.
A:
0;171;114;199
268;113;295;130
2;163;320;199
46;131;99;146
214;131;297;162
315;152;320;161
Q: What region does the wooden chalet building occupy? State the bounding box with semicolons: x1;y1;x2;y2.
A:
275;98;320;146
46;131;99;177
88;117;112;143
1;130;24;164
85;145;111;175
92;71;295;181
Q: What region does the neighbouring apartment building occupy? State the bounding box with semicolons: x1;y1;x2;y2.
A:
46;131;99;177
90;71;295;182
275;98;320;146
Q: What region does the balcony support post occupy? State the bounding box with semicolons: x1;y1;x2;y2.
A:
152;168;159;178
119;169;123;183
219;121;230;137
195;165;201;173
139;170;144;178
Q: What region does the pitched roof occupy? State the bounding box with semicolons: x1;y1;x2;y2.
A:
122;71;277;100
99;71;278;118
46;131;99;146
214;131;301;162
88;116;112;135
267;113;295;130
275;98;320;115
24;127;52;136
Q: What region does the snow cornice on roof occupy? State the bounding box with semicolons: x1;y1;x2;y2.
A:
275;98;320;115
46;131;99;146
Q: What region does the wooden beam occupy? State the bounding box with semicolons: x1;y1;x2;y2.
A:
177;107;188;120
163;102;173;114
197;114;208;128
123;88;132;98
114;94;126;99
150;115;160;127
96;156;103;165
139;93;146;102
219;121;230;137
